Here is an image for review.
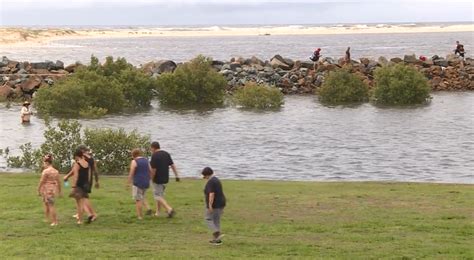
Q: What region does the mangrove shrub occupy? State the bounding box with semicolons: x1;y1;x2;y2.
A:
372;64;431;105
233;83;284;109
34;56;157;117
318;69;369;104
6;120;150;175
156;55;227;106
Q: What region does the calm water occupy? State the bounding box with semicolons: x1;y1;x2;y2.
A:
0;31;472;64
1;93;473;183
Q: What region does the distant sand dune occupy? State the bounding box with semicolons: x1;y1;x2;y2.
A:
0;24;473;47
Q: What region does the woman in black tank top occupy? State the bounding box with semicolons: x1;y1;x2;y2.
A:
69;149;91;224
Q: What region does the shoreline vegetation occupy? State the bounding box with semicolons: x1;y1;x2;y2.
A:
0;173;472;258
1;24;473;47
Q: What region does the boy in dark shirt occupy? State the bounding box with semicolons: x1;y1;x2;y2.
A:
202;167;226;245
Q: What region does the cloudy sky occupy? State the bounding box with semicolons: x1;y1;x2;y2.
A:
0;0;473;26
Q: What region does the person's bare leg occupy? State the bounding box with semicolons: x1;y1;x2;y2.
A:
157;197;172;213
136;200;143;219
50;205;58;225
83;199;96;217
76;199;83;224
143;199;150;210
43;202;50;222
155;200;161;216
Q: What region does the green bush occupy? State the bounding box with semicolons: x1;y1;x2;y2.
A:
233;83;284;109
317;69;369;104
372;64;431;105
156;55;227;106
5;120;150;175
34;56;157;117
84;128;150;175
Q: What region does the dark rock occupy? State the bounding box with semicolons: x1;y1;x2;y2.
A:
433;58;448;67
65;63;78;73
404;54;417;63
300;61;314;69
155;60;177;74
0;56;9;67
270;55;292;70
390;57;403;63
229;62;242;71
30;61;54;70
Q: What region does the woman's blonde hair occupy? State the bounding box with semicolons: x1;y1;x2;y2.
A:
131;148;143;158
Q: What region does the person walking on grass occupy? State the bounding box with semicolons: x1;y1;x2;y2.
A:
64;145;98;223
37;154;62;226
127;148;152;220
150;141;180;218
202;167;226;245
66;149;94;224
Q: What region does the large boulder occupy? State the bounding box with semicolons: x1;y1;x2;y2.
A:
390;57;403;63
30;61;54;70
155;60;177;74
0;84;13;98
404;54;417;63
433;58;448;67
142;60;177;75
270;55;292;70
446;54;462;66
64;63;79;73
0;56;9;67
20;76;42;92
248;56;265;66
378;56;389;66
50;60;64;70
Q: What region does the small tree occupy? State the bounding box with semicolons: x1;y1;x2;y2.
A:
233;83;284;109
34;56;157;118
317;69;369;104
84;128;150;175
5;120;150;175
372;64;431;105
156;55;227;106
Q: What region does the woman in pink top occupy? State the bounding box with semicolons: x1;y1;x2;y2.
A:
37;154;62;226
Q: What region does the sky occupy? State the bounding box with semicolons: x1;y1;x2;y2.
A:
0;0;473;26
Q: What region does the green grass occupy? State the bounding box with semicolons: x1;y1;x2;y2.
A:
0;174;473;259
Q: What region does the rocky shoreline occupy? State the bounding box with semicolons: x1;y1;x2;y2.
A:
0;54;472;100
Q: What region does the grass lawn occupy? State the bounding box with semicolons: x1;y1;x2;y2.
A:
0;173;472;259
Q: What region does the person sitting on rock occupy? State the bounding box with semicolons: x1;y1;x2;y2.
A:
454;41;465;58
310;48;321;62
20;101;32;123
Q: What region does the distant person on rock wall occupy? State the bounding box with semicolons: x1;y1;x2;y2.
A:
310;48;321;70
454;41;465;58
345;47;351;64
20;101;32;123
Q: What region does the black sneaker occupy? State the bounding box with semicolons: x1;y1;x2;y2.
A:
211;239;222;246
167;209;176;218
145;209;152;216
